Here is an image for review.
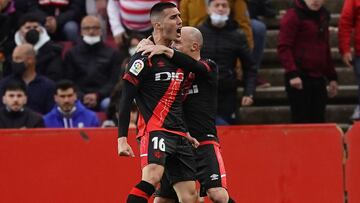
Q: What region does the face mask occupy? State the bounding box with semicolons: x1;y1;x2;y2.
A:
83;35;101;45
25;29;40;45
210;13;229;27
11;61;26;76
128;46;137;56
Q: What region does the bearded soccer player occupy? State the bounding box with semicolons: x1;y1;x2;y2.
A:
117;3;198;203
138;27;236;203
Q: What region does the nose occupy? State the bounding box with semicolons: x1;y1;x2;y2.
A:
177;15;182;25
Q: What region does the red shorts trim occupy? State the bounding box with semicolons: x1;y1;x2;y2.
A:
139;132;150;169
213;144;227;188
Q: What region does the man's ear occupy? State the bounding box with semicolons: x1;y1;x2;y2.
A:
154;22;162;29
54;95;58;104
191;42;200;52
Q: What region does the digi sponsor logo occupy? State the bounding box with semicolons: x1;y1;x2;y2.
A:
155;72;184;82
210;174;219;181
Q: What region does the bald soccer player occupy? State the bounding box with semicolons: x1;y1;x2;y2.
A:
138;26;235;203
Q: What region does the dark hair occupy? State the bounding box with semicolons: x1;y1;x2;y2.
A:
55;80;77;93
150;2;177;17
18;13;44;27
3;80;27;96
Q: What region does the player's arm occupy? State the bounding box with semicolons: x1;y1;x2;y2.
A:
171;50;211;75
138;45;209;74
117;81;137;157
117;54;147;157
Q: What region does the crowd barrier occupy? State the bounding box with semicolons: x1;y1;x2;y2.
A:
0;124;352;203
345;122;360;203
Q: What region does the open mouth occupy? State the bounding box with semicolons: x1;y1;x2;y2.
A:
176;27;181;38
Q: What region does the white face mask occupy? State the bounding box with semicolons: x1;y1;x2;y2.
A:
128;46;137;56
83;35;101;45
210;13;229;27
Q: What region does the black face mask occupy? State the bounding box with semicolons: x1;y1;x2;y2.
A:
12;62;26;76
25;29;40;45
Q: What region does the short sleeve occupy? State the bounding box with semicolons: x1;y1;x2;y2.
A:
122;53;149;86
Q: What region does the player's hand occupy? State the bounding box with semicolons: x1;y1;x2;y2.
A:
117;137;135;157
328;80;338;98
185;133;199;148
342;52;353;68
241;96;253;106
136;37;154;52
138;45;172;58
289;77;303;90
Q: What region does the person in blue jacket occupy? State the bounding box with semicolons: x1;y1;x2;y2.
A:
44;79;100;128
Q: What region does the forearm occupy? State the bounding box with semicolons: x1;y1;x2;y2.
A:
171;50;208;74
118;81;137;138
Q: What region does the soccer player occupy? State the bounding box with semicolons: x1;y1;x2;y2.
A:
138;27;235;203
117;3;198;203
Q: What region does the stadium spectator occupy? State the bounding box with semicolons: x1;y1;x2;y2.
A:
44;80;100;128
64;15;122;111
179;0;254;49
0;0;19;78
12;13;63;81
179;0;269;88
198;0;258;125
278;0;338;123
0;80;44;128
28;0;84;42
338;0;360;120
0;44;55;114
106;0;177;48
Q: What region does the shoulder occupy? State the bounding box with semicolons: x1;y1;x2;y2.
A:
44;107;57;119
37;75;55;85
201;58;217;69
282;8;300;22
26;108;43;119
127;52;149;76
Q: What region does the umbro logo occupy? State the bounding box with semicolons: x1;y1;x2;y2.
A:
210;174;219;181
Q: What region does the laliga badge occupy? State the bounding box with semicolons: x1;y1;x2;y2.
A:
130;59;144;76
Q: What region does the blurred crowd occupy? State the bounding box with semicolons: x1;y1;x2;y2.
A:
0;0;358;129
